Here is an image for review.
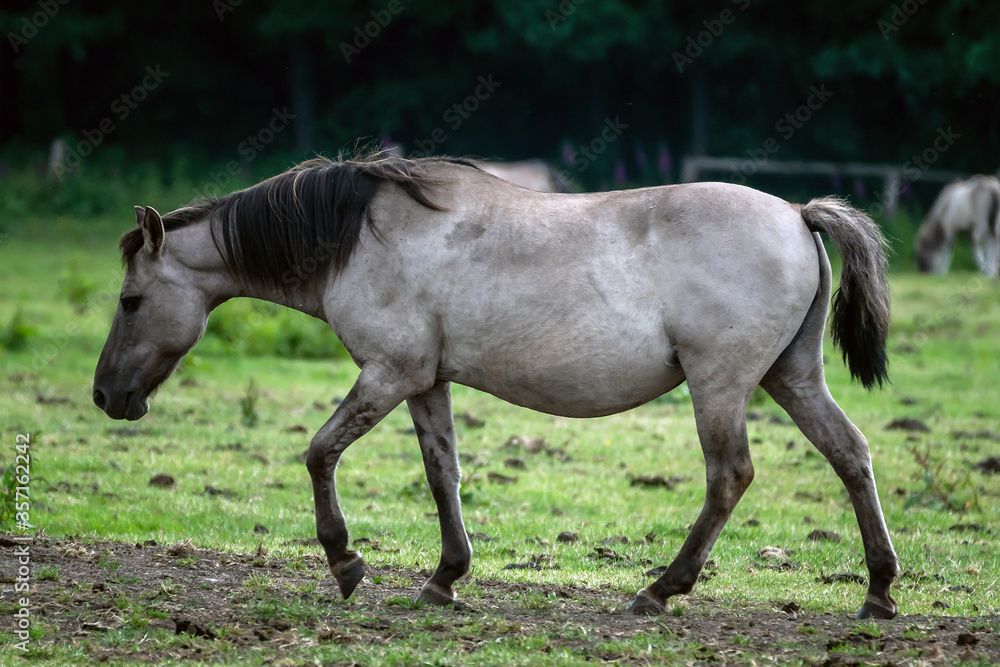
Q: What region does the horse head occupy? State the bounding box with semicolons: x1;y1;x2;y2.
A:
914;216;950;274
93;206;219;420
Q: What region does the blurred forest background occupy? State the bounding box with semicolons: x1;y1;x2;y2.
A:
0;0;998;218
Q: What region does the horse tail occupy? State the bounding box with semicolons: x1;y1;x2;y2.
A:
799;196;890;390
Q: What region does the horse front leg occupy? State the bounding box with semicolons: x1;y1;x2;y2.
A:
306;363;421;599
406;382;472;606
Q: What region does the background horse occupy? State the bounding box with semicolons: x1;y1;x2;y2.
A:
473;158;573;192
915;174;1000;276
93;155;899;619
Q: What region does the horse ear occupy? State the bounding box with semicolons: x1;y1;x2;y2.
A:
140;206;165;257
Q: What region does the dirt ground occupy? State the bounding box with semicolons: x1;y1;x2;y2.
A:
1;535;996;665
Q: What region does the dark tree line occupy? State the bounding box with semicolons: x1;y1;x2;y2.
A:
1;0;998;189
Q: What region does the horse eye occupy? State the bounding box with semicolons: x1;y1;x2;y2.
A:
120;296;142;314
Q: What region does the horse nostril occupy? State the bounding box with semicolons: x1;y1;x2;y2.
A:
93;388;108;410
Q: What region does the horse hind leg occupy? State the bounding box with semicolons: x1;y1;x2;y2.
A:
972;230;1000;277
630;373;756;614
759;331;899;619
987;239;1000;278
973;187;1000;277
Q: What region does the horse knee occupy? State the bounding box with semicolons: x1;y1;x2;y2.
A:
707;457;755;506
823;430;877;484
305;435;337;477
305;445;324;476
730;459;755;496
723;449;755;487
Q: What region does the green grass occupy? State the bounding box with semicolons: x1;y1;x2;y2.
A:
0;211;998;664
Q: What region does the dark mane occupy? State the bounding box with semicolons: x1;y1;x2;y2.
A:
119;154;476;292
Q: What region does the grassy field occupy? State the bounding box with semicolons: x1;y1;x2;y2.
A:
1;212;998;665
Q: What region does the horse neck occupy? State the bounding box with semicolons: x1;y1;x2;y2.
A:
171;218;326;319
236;281;328;320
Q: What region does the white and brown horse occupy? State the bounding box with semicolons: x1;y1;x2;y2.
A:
916;175;1000;276
93;155;899;618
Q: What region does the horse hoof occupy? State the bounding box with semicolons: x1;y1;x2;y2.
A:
854;594;898;620
417;582;455;607
332;554;366;599
627;591;666;616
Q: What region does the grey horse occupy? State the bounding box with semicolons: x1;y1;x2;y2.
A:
916;175;1000;276
93;155;899;619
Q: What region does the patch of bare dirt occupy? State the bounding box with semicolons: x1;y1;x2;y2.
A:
1;535;997;664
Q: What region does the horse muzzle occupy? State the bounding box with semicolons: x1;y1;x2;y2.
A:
92;386;149;421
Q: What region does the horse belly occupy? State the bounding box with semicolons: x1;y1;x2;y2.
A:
443;322;685;418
